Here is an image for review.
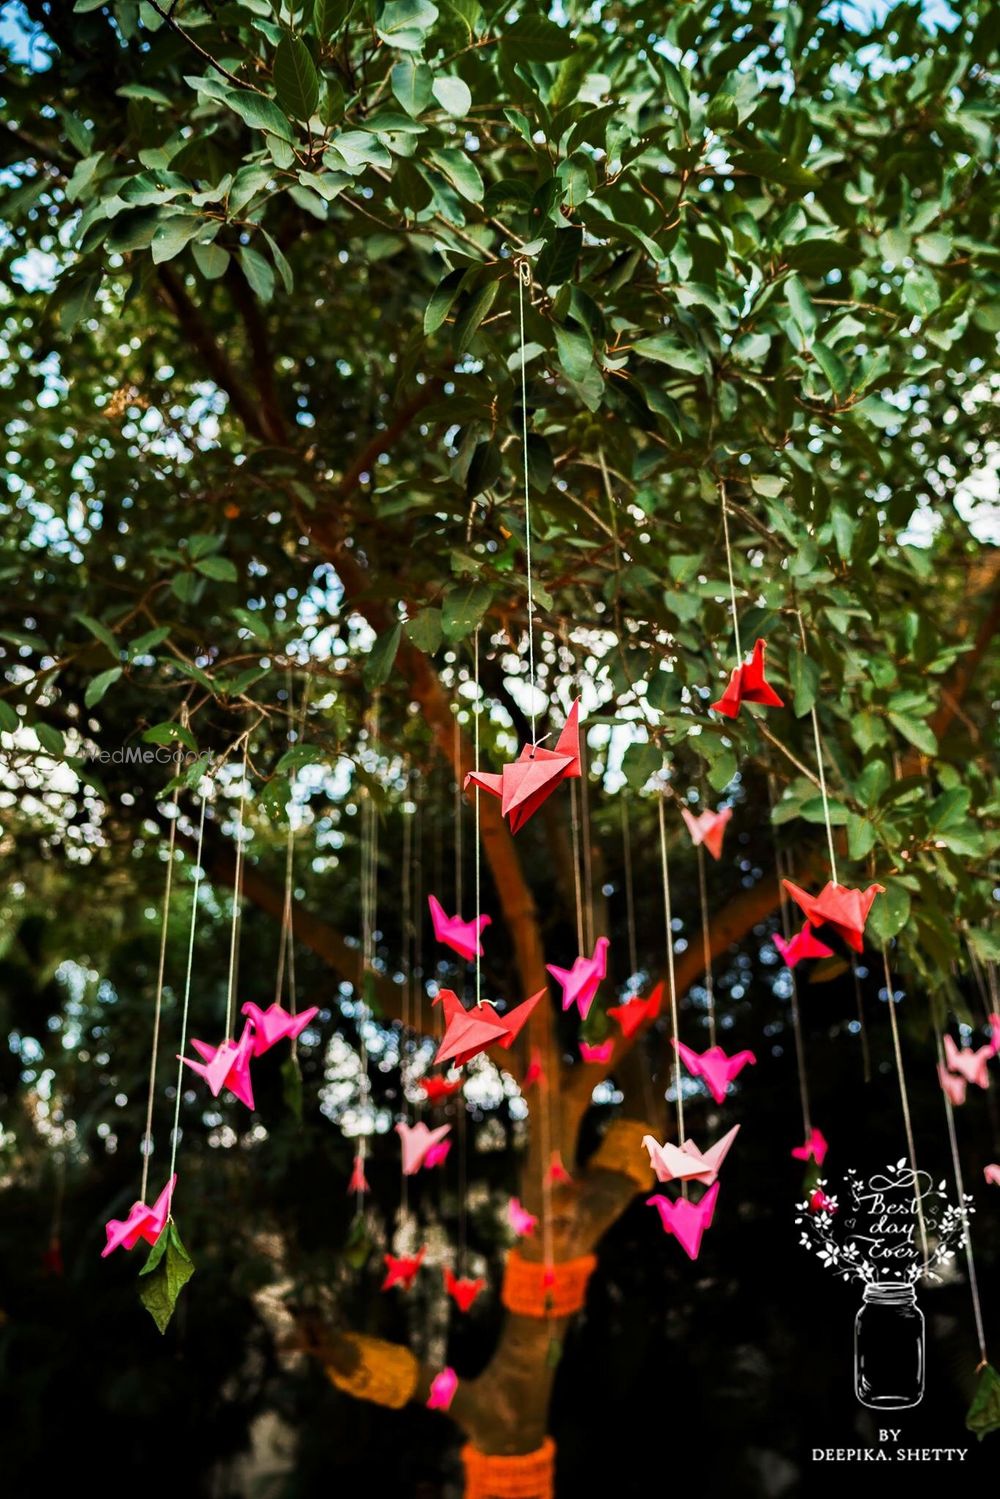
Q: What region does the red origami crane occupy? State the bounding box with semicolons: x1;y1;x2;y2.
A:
782;880;884;954
774;922;834;968
608;983;663;1039
418;1073;464;1106
680;806;732;861
433;987;543;1068
711;638;784;719
464;701;581;833
382;1248;426;1291
444;1267;485;1312
347;1154;369;1194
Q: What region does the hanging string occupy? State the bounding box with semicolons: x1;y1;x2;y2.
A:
881;946;929;1268
225;736;250;1040
413;786;424;1098
473;629;483;1006
578;728;595;952
795;610;839;886
719;479;743;665
453;710;463;915
695;841;716;1050
620;795;639;984
167;794;208;1197
356;701;379;1214
657;787;685;1162
766;767;813;1139
569;779;586;955
934;1021;989;1367
401;782;412;1215
140;782;179;1203
517;260;538;744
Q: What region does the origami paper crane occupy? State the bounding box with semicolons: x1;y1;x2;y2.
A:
773;922;835;968
427;894;491;962
508;1198;537;1237
347;1154;369;1194
382;1248;426;1291
608;983;663;1039
791;1127;828;1166
937;1063;967;1107
182;1022;256;1109
672;1039;757;1105
464;700;581;833
984;1164;1000;1187
809;1188;837;1215
989;1013;1000;1057
426;1367;458;1411
433;988;543;1067
102;1175;176;1258
711;639;784;719
418;1073;464;1105
396;1121;452;1176
681;806;733;861
547;936;610;1020
781;880;884;954
444;1267;485;1312
942;1033;992;1090
647;1181;720;1261
548;1151;572;1185
523;1047;544;1088
642;1123;740;1186
579;1039;614;1064
241;1000;319;1057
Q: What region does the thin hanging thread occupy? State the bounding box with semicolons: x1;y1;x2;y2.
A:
140;782;179;1203
881;946;929;1269
934;1023;989;1367
695;841;716;1050
719;480;743;665
453;710;463;914
225;737;250;1039
517;261;538;744
413;788;424;1092
401;787;412;1216
473;629;482;1006
569;778;585;955
578;728;595;952
767;768;813;1138
620;795;639;983
168;794;209;1197
357;702;379;1211
796;610;839;885
658;789;685;1162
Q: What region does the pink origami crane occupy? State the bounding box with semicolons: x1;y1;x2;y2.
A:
444;1267;485;1312
547;936;610;1020
433;987;543;1068
464;700;581;833
989;1013;1000;1057
711;639;784;719
396;1121;452;1175
781;880;884;953
427;894;491;963
523;1047;544;1088
419;1073;464;1105
647;1181;720;1260
984;1164;1000;1187
548;1151;572;1185
774;922;834;968
241;1000;319;1057
809;1188;837;1215
642;1123;740;1186
426;1366;458;1411
182;1022;256;1109
348;1154;369;1194
508;1198;537;1237
608;983;663;1039
937;1063;966;1106
681;806;733;861
579;1039;614;1064
791;1127;828;1166
942;1033;992;1091
382;1248;426;1291
102;1174;176;1258
672;1039;757;1105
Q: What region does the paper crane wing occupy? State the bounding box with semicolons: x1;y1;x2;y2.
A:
552;699;582;776
608;982;663;1039
938;1063;966;1106
496;988;544;1049
463;769;503;801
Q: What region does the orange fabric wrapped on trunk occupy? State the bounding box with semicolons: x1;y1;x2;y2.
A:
462;1437;556;1498
500;1249;596;1318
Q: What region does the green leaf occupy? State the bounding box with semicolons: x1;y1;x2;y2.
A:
276;743;326;772
812;340;848;396
622;740;659;790
273;34;320;120
138;1222;195;1335
866;880;910;943
405;608;443;654
150;215;203;265
193;555;239;582
192;241;230;279
35;723;66;758
631;335;705;375
854;760;890;807
0;700;19;734
432;75;472;116
427;147;483;202
424;267;466;335
535;228;582;288
846;813;876;860
966;1362;1000;1440
76;612;120;659
706;92;738;130
84;667;123;709
282;1052;304;1122
887;711;937;757
788;649;820;717
391;57;433;117
223;89;295;143
784;240;863;274
706;748;737;792
554;323;593;383
441;583;491;641
60;273;102;334
454;281;499;352
143;721;198;751
501;14;575;61
363;622;402;688
239;246;275;303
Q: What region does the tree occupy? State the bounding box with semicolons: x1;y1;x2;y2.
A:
2;0;998;1490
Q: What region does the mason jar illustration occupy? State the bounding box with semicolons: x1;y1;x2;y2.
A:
854;1281;925;1409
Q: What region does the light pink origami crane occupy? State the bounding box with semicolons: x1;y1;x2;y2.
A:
672;1039;757;1105
444;1267;485;1312
464;700;581;833
989;1013;1000;1057
348;1154;369;1194
427;894;491;963
642;1123;740;1186
782;880;884;953
396;1121;452;1176
433;987;543;1067
984;1164;1000;1187
523;1047;544;1088
791;1127;828;1166
942;1033;992;1090
548;1151;572;1185
711;639;784;719
102;1174;176;1258
241;1000;319;1056
938;1063;967;1106
418;1073;464;1105
579;1039;614;1064
681;806;733;861
382;1248;426;1291
809;1188;837;1215
647;1180;720;1260
608;983;663;1039
508;1197;537;1237
426;1366;458;1411
182;1022;256;1109
547;936;610;1020
773;922;834;968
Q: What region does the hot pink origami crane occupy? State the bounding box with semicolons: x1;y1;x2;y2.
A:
523;1047;544;1088
984;1164;1000;1187
647;1181;720;1261
672;1039;757;1105
791;1127;828;1166
433;988;543;1067
508;1198;537;1237
102;1174;176;1258
396;1121;452;1175
464;700;581;833
426;1366;458;1411
809;1188;837;1215
579;1039;614;1064
642;1123;740;1186
382;1248;426;1291
942;1033;992;1090
938;1063;967;1106
681;806;733;861
427;894;491;963
241;1000;319;1056
419;1073;464;1105
781;880;884;953
444;1267;485;1312
608;983;663;1039
348;1154;369;1194
773;922;834;968
547;936;610;1020
711;639;784;719
182;1022;256;1109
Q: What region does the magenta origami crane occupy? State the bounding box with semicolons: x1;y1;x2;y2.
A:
418;1073;464;1105
681;806;732;861
427;894;491;962
433;987;543;1067
672;1039;757;1105
444;1267;485;1312
182;1022;256;1109
547;935;610;1020
241;1000;319;1056
382;1248;426;1291
102;1174;176;1258
773;922;834;968
711;639;784;719
642;1124;740;1186
579;1039;614;1064
464;700;581;833
791;1127;829;1166
782;880;884;953
396;1121;452;1175
984;1164;1000;1187
647;1181;721;1261
347;1154;369;1194
942;1033;993;1090
426;1366;458;1411
508;1197;537;1237
608;982;663;1039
